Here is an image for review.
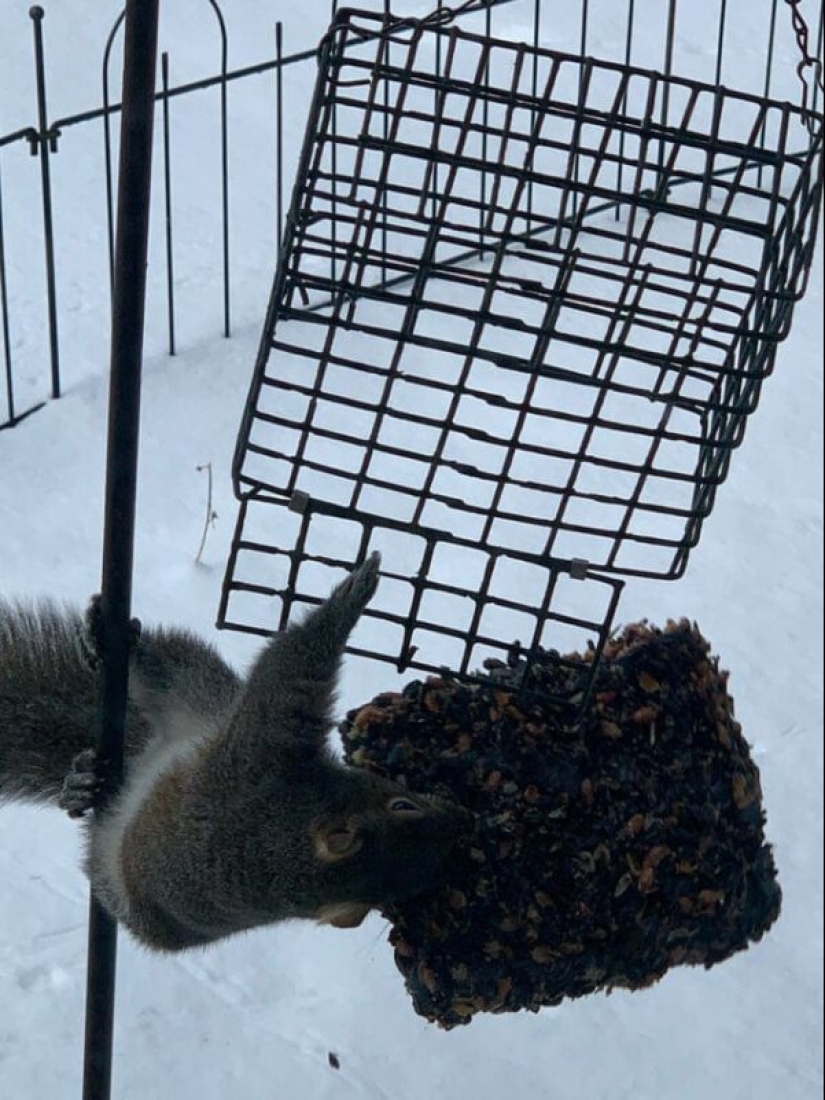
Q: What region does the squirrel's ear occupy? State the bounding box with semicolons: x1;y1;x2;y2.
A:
315;902;372;929
312;821;363;862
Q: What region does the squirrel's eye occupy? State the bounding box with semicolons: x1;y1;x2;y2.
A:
388;797;424;815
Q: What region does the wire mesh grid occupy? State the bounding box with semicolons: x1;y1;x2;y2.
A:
219;5;823;691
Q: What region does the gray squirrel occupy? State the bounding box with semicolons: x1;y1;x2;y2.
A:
0;553;468;951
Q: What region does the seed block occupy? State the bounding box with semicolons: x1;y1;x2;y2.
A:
341;620;781;1028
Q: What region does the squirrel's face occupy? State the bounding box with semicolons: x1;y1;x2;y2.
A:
308;770;471;925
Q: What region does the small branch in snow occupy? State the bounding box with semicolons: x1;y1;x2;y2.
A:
195;463;218;564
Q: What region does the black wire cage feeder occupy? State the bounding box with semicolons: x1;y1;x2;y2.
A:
218;0;824;699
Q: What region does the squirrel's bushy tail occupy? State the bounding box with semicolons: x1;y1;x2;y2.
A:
0;600;135;804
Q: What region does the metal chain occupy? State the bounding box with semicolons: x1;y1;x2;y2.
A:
784;0;824;128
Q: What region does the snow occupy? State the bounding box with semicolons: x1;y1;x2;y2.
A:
1;1;822;1097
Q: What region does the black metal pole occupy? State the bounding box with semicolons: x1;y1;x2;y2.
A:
161;52;176;357
211;0;231;340
82;2;160;1099
29;6;61;401
276;20;284;257
102;12;127;301
0;167;15;426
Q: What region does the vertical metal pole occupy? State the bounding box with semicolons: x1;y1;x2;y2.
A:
276;21;285;257
435;0;445;224
763;0;780;103
330;1;338;288
616;0;636;220
220;57;230;339
29;6;60;400
480;2;492;251
382;0;391;281
574;0;589;221
528;0;539;226
758;0;780;186
659;0;678;178
102;13;127;301
82;2;160;1098
715;0;729;87
205;0;231;338
161;52;176;357
0;167;15;425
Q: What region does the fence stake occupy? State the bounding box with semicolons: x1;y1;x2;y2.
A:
205;0;231;339
82;1;160;1098
102;12;127;300
0;167;15;424
161;51;177;357
276;21;285;258
29;6;61;401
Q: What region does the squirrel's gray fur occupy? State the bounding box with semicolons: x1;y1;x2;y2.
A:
0;554;467;952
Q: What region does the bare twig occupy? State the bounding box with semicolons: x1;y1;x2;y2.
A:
195;463;218;564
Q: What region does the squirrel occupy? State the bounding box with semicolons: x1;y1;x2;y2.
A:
0;553;469;952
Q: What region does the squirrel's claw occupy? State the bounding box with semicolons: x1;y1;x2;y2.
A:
331;552;381;622
59;748;103;819
78;595;142;671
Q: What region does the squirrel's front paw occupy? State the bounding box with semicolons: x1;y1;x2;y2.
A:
77;597;104;671
59;749;104;819
332;551;381;623
78;595;142;671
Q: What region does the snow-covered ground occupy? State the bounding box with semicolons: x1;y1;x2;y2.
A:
1;1;822;1097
